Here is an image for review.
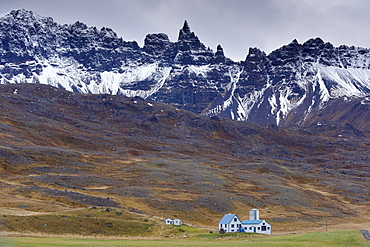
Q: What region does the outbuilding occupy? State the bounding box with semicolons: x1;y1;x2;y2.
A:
164;218;173;225
173;218;183;225
241;219;272;234
164;218;183;226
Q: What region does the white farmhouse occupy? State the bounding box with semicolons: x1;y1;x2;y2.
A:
218;213;242;233
218;209;272;235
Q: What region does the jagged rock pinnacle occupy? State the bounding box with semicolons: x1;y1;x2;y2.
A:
215;44;224;57
178;20;194;41
182;20;191;34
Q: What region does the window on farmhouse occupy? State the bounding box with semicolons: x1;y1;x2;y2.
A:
261;226;267;231
231;224;234;228
234;218;237;222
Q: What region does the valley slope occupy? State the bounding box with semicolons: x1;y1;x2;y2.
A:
0;84;369;234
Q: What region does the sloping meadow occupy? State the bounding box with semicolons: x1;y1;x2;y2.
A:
0;84;369;234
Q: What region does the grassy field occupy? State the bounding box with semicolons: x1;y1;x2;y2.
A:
0;230;369;247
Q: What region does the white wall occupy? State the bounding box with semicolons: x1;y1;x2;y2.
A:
218;216;242;233
242;222;271;234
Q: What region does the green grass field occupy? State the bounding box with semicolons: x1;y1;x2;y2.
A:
1;230;368;247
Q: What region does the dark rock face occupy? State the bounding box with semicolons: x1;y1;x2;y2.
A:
1;9;370;130
240;47;268;89
143;33;172;56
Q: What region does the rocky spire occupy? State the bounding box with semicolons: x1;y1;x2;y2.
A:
215;44;225;57
176;20;205;50
178;20;194;41
214;44;226;64
182;20;191;33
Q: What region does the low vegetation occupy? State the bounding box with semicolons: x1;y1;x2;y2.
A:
1;230;368;246
0;207;156;237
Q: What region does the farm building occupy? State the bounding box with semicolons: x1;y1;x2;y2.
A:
163;218;183;226
218;209;272;234
218;213;242;233
240;219;271;234
164;218;173;225
173;218;183;225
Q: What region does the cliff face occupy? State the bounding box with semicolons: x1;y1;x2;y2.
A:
1;9;370;130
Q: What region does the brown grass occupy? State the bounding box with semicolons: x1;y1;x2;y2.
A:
0;84;370;237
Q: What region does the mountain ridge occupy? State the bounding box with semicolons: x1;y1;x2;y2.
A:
1;9;370;130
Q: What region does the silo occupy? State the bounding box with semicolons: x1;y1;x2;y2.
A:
250;208;259;220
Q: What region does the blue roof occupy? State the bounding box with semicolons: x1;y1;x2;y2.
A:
219;214;238;224
242;220;263;225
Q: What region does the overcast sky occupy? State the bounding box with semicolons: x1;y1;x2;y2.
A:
1;0;370;61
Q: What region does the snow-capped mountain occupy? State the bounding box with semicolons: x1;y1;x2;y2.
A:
209;39;370;126
1;9;370;128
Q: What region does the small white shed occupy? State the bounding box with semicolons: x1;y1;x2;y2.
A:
173;218;183;225
164;218;173;225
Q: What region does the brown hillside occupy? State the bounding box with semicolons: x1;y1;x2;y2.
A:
0;83;369;235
